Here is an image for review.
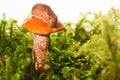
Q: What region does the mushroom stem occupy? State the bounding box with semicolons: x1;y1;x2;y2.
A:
32;33;50;71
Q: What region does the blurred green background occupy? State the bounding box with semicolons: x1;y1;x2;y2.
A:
0;8;120;80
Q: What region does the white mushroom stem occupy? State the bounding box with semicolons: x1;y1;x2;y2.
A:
32;33;50;71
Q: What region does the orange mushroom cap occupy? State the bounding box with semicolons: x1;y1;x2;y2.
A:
23;16;64;35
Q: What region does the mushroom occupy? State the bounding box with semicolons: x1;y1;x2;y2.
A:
23;3;64;71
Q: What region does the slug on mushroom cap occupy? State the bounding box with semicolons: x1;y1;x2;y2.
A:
23;3;64;34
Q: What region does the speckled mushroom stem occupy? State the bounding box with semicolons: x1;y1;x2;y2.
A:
32;33;50;71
